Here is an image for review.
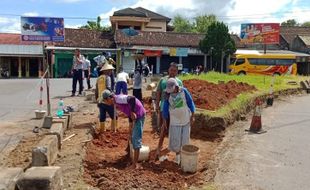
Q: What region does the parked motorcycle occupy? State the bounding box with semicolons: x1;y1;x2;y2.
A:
0;68;10;78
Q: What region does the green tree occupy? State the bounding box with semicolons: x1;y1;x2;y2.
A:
199;22;236;72
193;14;217;33
172;15;193;33
301;21;310;27
281;19;299;27
80;16;111;32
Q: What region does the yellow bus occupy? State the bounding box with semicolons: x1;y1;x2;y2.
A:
229;54;297;76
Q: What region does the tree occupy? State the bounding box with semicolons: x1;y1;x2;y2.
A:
172;15;193;33
193;14;217;33
301;21;310;27
199;21;236;72
281;19;299;27
80;16;111;32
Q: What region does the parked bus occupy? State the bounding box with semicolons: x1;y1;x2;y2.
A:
229;54;297;76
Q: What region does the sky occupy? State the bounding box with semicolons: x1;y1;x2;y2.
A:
1;0;310;34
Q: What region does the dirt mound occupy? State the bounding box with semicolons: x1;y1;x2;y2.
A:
183;79;256;110
83;125;209;190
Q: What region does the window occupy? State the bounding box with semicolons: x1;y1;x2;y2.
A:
235;58;245;66
275;59;294;65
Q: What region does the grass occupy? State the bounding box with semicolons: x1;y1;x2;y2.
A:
179;72;307;117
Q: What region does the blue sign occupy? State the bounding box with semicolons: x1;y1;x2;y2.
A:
176;48;188;57
21;17;64;42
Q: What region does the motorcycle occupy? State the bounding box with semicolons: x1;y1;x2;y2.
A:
0;68;10;78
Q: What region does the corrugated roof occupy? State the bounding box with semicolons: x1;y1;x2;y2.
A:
0;45;43;56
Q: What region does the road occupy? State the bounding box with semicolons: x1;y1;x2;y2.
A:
0;78;95;164
215;94;310;190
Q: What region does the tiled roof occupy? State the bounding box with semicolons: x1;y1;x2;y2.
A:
134;7;171;21
113;8;147;17
0;33;42;45
298;35;310;47
280;26;310;45
54;28;116;48
115;30;243;48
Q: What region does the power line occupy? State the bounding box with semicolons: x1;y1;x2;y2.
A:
0;13;97;20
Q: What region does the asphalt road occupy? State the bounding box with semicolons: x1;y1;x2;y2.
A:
0;78;95;121
215;94;310;190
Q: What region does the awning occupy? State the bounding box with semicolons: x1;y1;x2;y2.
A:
0;44;43;57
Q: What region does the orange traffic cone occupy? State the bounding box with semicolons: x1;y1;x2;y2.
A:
246;98;266;134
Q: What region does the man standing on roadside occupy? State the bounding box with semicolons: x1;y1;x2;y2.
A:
71;49;84;96
155;62;183;157
83;55;92;90
115;67;129;95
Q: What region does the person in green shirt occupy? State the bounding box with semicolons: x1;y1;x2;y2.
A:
155;62;183;158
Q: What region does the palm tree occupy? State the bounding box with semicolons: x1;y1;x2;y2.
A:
80;16;111;32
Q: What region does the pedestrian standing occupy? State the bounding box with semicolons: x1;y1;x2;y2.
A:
132;67;143;102
71;49;83;96
162;78;195;164
115;67;129;95
83;55;92;89
101;89;146;170
95;63;117;133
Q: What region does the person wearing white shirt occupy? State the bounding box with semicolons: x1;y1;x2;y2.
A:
83;55;92;89
93;52;108;74
115;67;129;95
71;49;84;96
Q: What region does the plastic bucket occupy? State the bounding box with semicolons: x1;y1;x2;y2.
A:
181;144;200;173
130;143;150;161
35;110;46;119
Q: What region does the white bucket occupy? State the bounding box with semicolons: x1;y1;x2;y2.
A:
35;110;46;119
130;143;150;161
181;144;200;173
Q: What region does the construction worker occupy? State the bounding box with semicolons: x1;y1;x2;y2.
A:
101;89;146;169
95;63;117;133
155;62;183;158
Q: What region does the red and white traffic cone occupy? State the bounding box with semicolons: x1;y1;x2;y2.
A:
246;98;266;134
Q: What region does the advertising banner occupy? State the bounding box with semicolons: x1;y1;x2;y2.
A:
169;48;188;57
21;17;64;42
144;50;162;57
240;23;279;44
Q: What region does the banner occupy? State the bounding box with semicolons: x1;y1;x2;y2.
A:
144;50;162;57
21;17;64;42
169;48;188;57
240;23;279;44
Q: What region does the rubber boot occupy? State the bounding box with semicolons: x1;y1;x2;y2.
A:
100;122;106;133
111;119;118;133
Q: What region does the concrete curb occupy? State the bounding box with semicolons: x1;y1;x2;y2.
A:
0;167;24;190
32;135;59;167
17;166;62;190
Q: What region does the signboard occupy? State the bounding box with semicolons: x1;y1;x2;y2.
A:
169;48;188;57
240;23;279;44
21;17;64;42
144;50;162;57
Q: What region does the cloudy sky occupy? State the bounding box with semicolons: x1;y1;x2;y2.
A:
0;0;310;34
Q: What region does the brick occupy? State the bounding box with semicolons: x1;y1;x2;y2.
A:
17;167;62;190
0;167;23;190
32;135;59;166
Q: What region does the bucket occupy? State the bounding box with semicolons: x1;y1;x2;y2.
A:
130;143;150;161
35;110;46;119
181;144;200;173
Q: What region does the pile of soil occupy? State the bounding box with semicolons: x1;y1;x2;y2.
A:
83;116;217;190
183;79;257;110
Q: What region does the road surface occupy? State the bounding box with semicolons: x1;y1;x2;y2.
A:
215;94;310;190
